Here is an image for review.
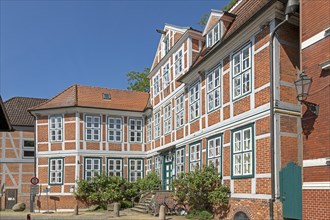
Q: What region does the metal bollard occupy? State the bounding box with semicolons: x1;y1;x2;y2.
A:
74;204;79;215
113;202;120;217
159;205;165;220
27;214;31;220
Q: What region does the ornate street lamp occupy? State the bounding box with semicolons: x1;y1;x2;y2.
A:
294;72;319;115
294;72;312;102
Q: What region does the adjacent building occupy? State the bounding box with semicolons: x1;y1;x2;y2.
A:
0;97;47;210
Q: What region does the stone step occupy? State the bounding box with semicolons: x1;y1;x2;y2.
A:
135;204;147;209
131;207;148;214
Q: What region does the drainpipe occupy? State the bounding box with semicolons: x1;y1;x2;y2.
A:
269;0;299;219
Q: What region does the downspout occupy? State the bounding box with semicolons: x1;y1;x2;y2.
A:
269;0;299;219
269;14;289;220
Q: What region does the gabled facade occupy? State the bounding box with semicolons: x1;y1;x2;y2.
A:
0;97;47;210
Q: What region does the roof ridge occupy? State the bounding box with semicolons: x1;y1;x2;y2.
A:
76;84;149;94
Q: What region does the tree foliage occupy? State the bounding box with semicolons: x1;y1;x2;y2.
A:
222;0;238;11
172;165;230;213
126;67;150;92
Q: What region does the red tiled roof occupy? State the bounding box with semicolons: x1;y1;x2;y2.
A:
4;97;48;127
30;85;150;112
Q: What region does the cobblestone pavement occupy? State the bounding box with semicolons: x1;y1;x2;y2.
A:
0;209;187;220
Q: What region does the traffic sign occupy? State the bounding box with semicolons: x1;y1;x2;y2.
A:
30;177;39;185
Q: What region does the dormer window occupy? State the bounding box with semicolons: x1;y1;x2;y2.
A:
206;22;221;48
102;93;111;100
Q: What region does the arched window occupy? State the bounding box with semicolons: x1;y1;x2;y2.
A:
234;211;250;220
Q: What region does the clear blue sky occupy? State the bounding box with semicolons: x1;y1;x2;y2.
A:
0;0;227;101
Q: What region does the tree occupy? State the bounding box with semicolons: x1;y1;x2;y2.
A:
126;67;150;92
222;0;238;11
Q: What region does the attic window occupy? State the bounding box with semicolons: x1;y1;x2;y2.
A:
206;22;221;48
163;34;170;55
102;93;111;100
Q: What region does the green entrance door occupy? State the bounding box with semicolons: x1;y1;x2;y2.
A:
162;152;173;190
280;162;302;220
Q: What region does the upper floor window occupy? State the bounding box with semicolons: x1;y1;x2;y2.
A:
207;65;221;112
108;158;122;177
153;74;160;96
207;135;222;174
174;50;183;77
22;140;35;158
108;117;122;142
176;148;185;175
232;44;251;100
146;116;152;143
164;104;171;134
129;118;142;143
189;82;200;121
163;63;170;88
49;158;63;185
129;159;143;182
206;22;220;48
176;93;185;128
190;142;201;171
232;124;254;178
50;116;62;142
85;157;101;180
154;111;161;139
163;35;170;55
85;115;101;141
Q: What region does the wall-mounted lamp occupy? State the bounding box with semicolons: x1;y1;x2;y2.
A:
294;72;319;115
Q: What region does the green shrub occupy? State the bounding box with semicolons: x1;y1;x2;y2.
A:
172;165;230;214
187;210;213;220
120;200;133;209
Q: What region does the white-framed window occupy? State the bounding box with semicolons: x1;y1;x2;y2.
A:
49;116;62;142
153;74;160;96
175;93;185;129
190;143;201;171
84;157;101;180
146;158;152;175
155;156;161;176
232;124;254;178
189;82;200;121
207;136;222;173
176;148;185;175
207;65;221;112
163;34;170;55
164;104;171;134
108;158;122;177
129;159;143;182
163;63;170;88
22;140;34;158
154;111;161;138
206;22;221;48
108;117;122;142
232;44;251;100
174;49;183;77
129;118;143;143
85;115;101;141
49;158;63;185
146;116;152;142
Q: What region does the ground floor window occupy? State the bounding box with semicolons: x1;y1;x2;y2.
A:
207;135;222;174
146;158;152;175
155;156;161;176
175;147;185;175
84;157;101;180
107;158;122;177
129;159;143;182
49;158;63;185
189;142;201;171
232;123;254;178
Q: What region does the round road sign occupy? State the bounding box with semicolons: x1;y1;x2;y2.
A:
30;177;39;185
